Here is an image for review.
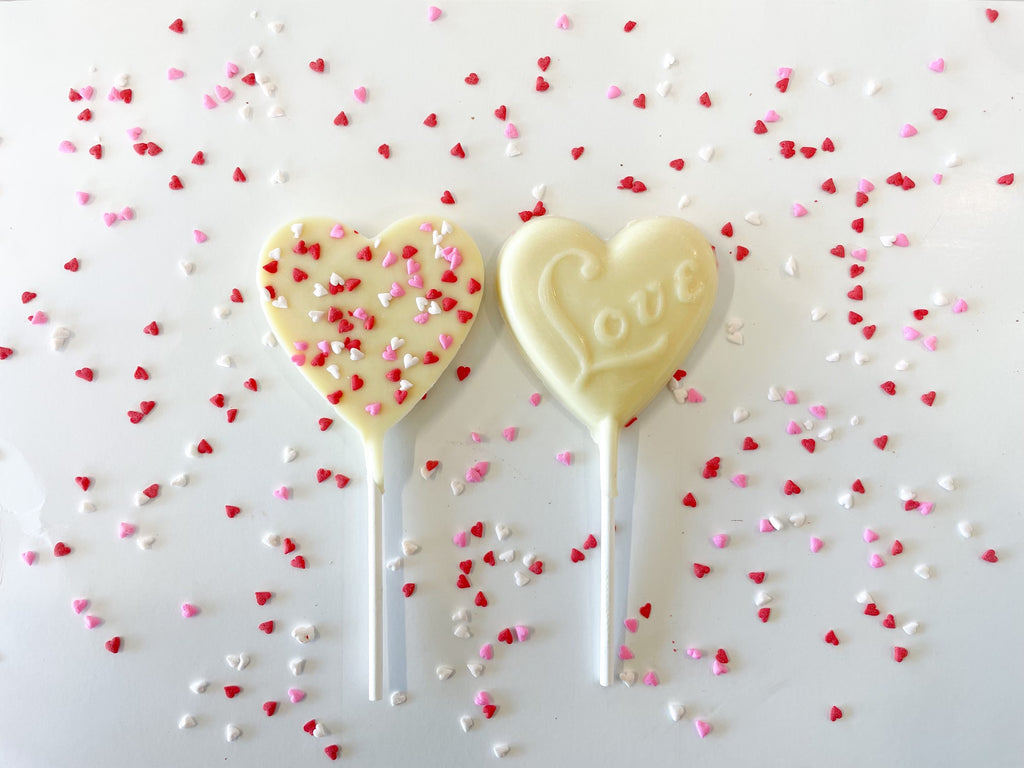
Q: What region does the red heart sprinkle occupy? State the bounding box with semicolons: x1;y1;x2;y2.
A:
258;621;274;634
232;167;246;182
880;381;896;396
209;393;225;408
743;436;758;451
474;591;488;607
469;521;483;538
0;346;14;360
459;559;473;575
333;111;349;126
497;628;513;644
467;278;481;294
335;474;350;488
169;175;183;190
290;556;306;569
830;244;846;258
632;93;646;109
263;701;277;716
669;158;685;170
119;89;132;103
986;8;999;22
324;745;339;760
69;88;82;102
318;418;333;431
535;76;549;92
196;439;212;454
698;91;711;107
921;391;936;406
75;368;94;382
893;646;908;663
570;146;584;160
821;137;835;152
851;217;864;232
753;120;767;134
425;460;439;472
821;178;836;194
309;58;325;73
528;561;544;575
905;500;920;511
801;438;816;453
255;591;271;605
75;476;91;491
283;538;296;554
825;630;839;645
981;549;998;563
864;603;880;616
775;77;789;92
77;108;92;121
143;321;160;336
873;435;888;450
316;468;331;483
783;479;801;495
483;551;495;566
401;583;415;597
570;548;585;563
855;191;869;207
139;401;155;415
142;482;158;497
624;20;636;31
482;705;497;719
127;411;144;423
631;180;647;193
692;562;710;578
493;105;507;120
862;324;876;339
618;176;634;190
89;144;102;159
912;309;928;320
378;144;391;159
464;72;479;85
226;409;237;423
440;190;455;204
748;572;765;584
850;265;865;278
997;173;1015;186
537;56;551;71
224;685;241;698
582;534;597;550
716;648;729;664
146;142;162;156
882;614;896;629
423;113;437;127
224;505;240;518
735;245;750;261
852;479;865;493
191;151;205;165
721;222;733;237
105;636;121;654
456;366;471;381
303;720;317;734
456;574;471;589
758;607;771;622
886;171;904;186
243;377;257;391
53;542;71;557
682;492;697;508
830;706;842;722
169;18;184;33
423;351;439;364
800;146;816;158
64;258;80;271
450;142;466;158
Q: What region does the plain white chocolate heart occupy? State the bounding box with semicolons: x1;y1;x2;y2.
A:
259;215;483;488
497;216;717;439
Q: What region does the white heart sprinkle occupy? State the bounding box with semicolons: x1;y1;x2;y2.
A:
957;521;973;538
402;539;420;556
902;621;920;635
169;474;188;491
282;446;297;463
391;336;405;350
50;326;72;351
493;744;510;758
190;680;209;694
505;141;521;157
377;293;392;308
308;310;324;322
428;301;441;315
441;220;453;236
531;184;546;200
467;662;484;678
656;80;671;97
894;359;909;371
436;664;454;680
914;564;932;579
225;724;241;742
838;492;853;509
271;169;287;184
326;364;340;379
495;524;511;541
789;512;807;527
290;223;304;238
179;715;196;729
312;283;327;298
399;379;413;391
671;387;688;404
330;272;343;286
78;500;95;514
453;623;471;639
899;487;917;501
522;552;536;567
944;153;961;168
854;350;869;365
938;475;955;491
289;658;306;676
769;516;784;531
783;255;799;276
619;670;637;687
134;492;150;507
767;386;782;402
732;407;750;423
262;533;282;548
291;625;316;644
268;247;281;260
460;715;474;733
403;353;419;369
137;535;155;549
267;20;283;32
450;479;465;496
818;70;835;86
879;235;896;247
451;608;469;622
856;590;873;605
676;194;691;209
754;591;773;607
238;104;253;121
810;307;827;321
849;414;861;426
663;53;677;68
180;261;195;275
513;570;530;586
744;211;763;226
932;291;950;306
385;557;403;572
698;145;715;162
863;78;881;96
262;331;278;347
331;341;344;354
312;722;327;738
415;296;428;311
216;355;234;368
226;654;241;669
668;703;685;722
725;331;743;345
390;691;407;706
824;351;841;362
267;105;285;118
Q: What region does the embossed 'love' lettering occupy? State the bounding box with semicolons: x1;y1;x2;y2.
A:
498;217;717;437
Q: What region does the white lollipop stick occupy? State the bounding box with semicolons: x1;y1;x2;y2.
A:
596;418;619;686
365;435;384;702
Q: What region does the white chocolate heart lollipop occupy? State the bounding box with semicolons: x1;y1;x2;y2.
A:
497;216;716;685
259;215;483;700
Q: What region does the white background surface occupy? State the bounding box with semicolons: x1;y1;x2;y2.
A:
1;1;1022;765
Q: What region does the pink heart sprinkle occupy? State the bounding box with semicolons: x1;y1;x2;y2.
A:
869;553;885;568
515;625;530;642
863;528;879;543
413;313;429;324
903;326;920;340
783;390;798;404
922;335;937;351
899;123;918;138
929;57;945;73
555;13;570;29
294;340;308;351
933;173;943;185
606;85;621;99
919;501;934;516
202;94;217;109
365;402;381;416
792;203;808;217
529;393;541;406
126;126;142;140
504;123;519;139
712;660;728;676
288;688;305;703
502;427;517;442
695;720;712;739
810;537;824;553
786;420;802;435
556;451;572;466
167;67;184;80
445;247;463;269
474;461;489;476
808;404;827;419
466;468;483;483
858;178;875;193
317;341;330;354
382;251;397;268
353;86;367;103
273;486;290;500
119;206;134;221
618;645;634;660
427;6;441;21
329;224;345;238
687;648;702;659
643;671;659;686
75;191;90;205
83;615;101;629
225;61;239;78
764;109;780;122
778;66;792;78
193;230;207;243
759;519;773;533
894;233;910;247
851;248;867;261
30;311;48;325
952;298;968;313
731;474;747;488
453;531;467;548
21;551;36;566
686;388;703;403
408;275;424;288
107;86;119;101
215;85;233;102
72;599;88;614
382;346;397;361
390;283;405;298
407;259;421;274
711;534;729;549
438;334;453;350
118;522;135;538
352;308;368;320
474;691;490;706
479;643;493;660
290;354;306;366
419;222;432;232
103;212;117;227
79;86;94;100
58;140;76;153
624;618;639;633
181;603;198;618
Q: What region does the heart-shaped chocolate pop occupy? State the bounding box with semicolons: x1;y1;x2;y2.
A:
497;216;716;685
